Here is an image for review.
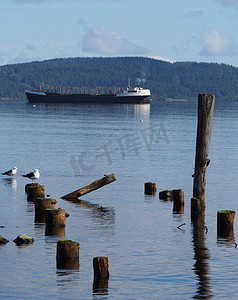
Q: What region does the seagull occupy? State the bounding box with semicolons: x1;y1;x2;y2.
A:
22;169;40;183
2;167;18;176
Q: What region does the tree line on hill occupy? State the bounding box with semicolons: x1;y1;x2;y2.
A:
0;56;238;101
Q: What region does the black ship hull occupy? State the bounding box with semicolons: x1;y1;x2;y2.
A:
25;91;151;104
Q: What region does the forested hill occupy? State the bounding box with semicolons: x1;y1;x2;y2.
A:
1;56;238;101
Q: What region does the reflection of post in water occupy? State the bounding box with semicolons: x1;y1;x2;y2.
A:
192;212;213;299
93;278;109;296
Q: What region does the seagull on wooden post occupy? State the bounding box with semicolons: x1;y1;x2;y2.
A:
2;167;18;176
22;169;40;183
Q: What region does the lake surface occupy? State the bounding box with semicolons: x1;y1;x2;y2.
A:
0;99;238;299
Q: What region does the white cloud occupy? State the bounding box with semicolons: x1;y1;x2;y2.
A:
199;29;237;56
79;22;148;55
149;56;176;64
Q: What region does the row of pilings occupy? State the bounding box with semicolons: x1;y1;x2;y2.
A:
144;182;236;238
144;94;235;240
25;182;110;284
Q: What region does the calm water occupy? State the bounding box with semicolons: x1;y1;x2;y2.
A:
0;99;238;299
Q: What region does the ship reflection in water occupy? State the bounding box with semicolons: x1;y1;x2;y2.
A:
34;103;150;121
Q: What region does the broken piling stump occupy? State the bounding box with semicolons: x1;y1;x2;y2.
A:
217;210;235;237
159;190;172;200
45;208;66;227
93;257;110;280
56;239;80;269
144;182;156;195
26;183;45;201
61;174;116;200
34;197;57;223
57;239;80;259
34;197;57;212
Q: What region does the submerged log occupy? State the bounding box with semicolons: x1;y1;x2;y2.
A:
61;174;116;200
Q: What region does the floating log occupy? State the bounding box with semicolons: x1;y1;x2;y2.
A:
45;208;66;227
144;182;156;195
192;94;215;214
93;257;110;279
25;183;45;201
217;210;235;236
61;174;116;200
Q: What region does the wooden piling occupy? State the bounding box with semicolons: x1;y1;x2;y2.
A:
56;239;80;269
217;210;235;236
144;182;156;195
172;189;184;213
93;257;110;279
192;94;215;213
34;197;57;223
45;208;66;227
26;183;45;201
159;190;172;200
34;197;57;212
57;239;80;259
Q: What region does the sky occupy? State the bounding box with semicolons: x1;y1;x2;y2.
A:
1;0;238;66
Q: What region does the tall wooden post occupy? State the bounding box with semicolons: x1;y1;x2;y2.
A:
192;94;215;214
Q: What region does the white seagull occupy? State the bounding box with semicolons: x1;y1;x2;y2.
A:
22;169;40;183
2;167;18;176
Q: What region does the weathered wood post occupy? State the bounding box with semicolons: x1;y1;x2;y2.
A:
217;210;235;237
172;189;184;214
144;182;156;195
34;197;57;223
56;239;80;269
93;257;110;279
25;183;45;201
45;208;66;227
192;94;215;215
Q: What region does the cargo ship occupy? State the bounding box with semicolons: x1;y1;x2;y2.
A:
25;85;151;104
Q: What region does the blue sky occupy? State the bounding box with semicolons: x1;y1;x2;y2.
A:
1;0;238;66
